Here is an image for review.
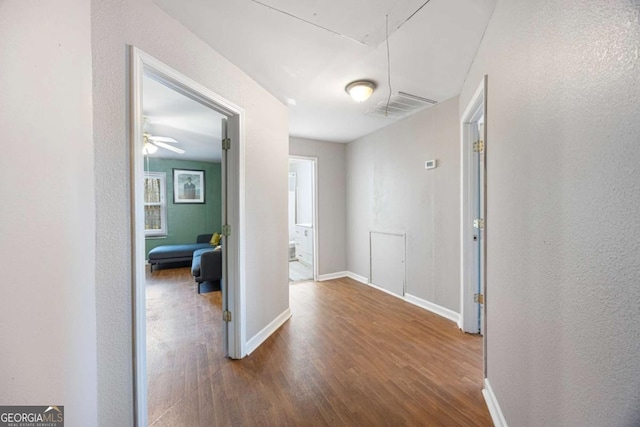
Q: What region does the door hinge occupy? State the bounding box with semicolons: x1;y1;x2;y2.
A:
223;310;232;322
474;294;485;304
473;140;484;153
222;138;231;151
473;218;485;230
222;224;231;236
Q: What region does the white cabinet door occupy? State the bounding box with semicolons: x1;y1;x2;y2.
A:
295;225;313;266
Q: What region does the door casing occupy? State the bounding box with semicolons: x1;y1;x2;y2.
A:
130;47;246;427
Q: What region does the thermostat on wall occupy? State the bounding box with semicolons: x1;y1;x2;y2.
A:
425;160;437;170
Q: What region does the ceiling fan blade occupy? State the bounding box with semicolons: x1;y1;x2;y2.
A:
153;141;185;154
148;135;178;143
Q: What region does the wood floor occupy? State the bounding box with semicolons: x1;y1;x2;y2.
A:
146;268;492;426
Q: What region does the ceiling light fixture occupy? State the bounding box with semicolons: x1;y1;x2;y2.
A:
345;80;376;102
143;141;158;154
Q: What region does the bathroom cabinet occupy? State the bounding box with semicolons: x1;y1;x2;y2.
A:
296;224;313;266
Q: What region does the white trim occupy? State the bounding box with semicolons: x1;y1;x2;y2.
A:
317;271;349;281
130;48;148;427
346;271;368;284
483;379;508;427
361;281;461;326
365;281;403;298
316;271;370;286
245;308;292;355
318;272;461;325
315;270;369;285
404;293;461;324
462;81;486;120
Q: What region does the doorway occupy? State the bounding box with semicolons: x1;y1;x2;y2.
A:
460;76;488;370
131;48;245;426
288;156;318;282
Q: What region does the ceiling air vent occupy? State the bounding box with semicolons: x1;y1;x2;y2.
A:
367;92;437;119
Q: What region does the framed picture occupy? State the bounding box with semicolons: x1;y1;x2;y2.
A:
173;169;205;204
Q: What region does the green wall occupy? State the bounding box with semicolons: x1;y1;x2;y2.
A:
145;158;221;256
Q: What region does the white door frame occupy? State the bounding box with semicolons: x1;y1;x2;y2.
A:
130;47;246;426
288;155;319;281
460;76;488;371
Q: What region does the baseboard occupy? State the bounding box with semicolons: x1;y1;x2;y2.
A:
316;271;369;285
316;273;460;326
365;281;403;298
245;308;292;355
404;293;461;324
346;271;368;284
317;271;349;281
483;379;508;427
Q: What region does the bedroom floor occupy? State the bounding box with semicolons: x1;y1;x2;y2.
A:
146;266;224;426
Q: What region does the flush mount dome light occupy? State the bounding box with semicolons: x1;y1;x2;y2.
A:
345;80;376;102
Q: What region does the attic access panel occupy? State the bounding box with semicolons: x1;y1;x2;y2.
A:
252;0;430;46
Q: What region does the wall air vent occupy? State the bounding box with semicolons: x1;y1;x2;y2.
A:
366;92;437;119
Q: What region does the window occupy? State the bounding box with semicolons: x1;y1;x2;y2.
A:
144;172;167;237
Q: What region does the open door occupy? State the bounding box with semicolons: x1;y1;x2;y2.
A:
218;114;241;359
220;118;230;356
473;119;486;336
461;76;488;378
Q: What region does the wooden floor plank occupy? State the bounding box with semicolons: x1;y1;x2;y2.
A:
147;269;492;426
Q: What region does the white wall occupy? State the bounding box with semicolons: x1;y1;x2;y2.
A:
460;1;640;425
91;0;289;424
346;98;461;311
289;160;313;225
290;137;347;276
0;0;97;425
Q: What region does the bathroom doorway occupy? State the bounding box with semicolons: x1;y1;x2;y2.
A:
288;156;317;282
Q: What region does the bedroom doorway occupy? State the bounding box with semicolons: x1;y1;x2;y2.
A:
131;48;245;427
288;156;318;282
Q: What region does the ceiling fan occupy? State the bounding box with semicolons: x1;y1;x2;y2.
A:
143;132;185;155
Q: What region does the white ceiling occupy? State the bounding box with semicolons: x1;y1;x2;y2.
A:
143;75;225;161
153;0;497;143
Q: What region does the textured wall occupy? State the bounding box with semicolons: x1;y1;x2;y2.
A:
345;97;461;311
460;1;640;425
91;0;289;424
0;0;97;424
144;159;222;256
289;137;348;275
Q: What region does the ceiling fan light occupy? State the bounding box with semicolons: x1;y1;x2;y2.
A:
345;80;376;102
143;142;158;154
